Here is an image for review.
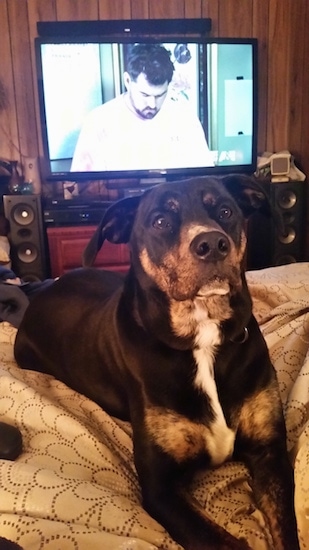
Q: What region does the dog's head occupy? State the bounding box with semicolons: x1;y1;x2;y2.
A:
83;175;271;325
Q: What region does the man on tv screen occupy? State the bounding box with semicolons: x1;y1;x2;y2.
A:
71;43;213;172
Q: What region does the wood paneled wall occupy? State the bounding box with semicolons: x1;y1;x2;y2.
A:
0;0;308;180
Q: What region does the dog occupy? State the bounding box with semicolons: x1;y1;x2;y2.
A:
14;175;299;550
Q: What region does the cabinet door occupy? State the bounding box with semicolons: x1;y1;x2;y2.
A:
47;226;130;278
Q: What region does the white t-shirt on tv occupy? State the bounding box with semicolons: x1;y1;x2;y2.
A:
71;93;213;172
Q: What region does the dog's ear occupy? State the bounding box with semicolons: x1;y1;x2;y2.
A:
221;174;287;239
82;195;141;267
221;174;272;218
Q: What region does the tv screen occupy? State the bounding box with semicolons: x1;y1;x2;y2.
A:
35;33;258;185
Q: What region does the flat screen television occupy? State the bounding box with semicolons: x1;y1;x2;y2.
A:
35;28;258;186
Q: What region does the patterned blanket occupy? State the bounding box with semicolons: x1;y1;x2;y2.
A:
0;263;308;549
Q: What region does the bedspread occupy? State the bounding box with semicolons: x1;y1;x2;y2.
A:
0;263;308;549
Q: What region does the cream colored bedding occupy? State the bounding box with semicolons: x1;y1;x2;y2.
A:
0;263;308;549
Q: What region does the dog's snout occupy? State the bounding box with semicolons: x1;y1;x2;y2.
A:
190;231;230;261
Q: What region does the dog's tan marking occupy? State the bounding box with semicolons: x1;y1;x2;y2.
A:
238;383;282;442
145;406;234;466
203;191;218;206
139;247;172;294
186;223;217;240
238;229;247;262
169;295;232;340
169;300;198;339
169;286;233;340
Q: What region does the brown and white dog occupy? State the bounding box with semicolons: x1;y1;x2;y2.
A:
14;176;299;550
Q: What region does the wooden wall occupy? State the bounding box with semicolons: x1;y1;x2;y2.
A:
0;0;308;181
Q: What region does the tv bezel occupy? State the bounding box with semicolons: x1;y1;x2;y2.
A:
35;32;258;184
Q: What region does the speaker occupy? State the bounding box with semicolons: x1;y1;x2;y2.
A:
246;180;306;269
37;18;212;37
3;195;48;281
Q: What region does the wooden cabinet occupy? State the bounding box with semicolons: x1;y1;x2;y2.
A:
46;225;130;278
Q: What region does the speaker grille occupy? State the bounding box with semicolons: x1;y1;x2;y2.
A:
277;189;297;209
17;242;39;264
12;203;35;225
3;195;48;281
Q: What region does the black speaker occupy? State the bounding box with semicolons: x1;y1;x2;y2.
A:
37;18;212;37
246;180;306;269
3;194;48;281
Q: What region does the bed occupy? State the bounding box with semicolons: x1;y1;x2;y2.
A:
0;262;308;550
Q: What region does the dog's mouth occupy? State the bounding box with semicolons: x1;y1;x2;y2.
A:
169;277;233;303
192;279;233;321
195;280;230;299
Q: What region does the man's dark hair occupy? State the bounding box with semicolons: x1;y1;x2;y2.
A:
126;44;174;85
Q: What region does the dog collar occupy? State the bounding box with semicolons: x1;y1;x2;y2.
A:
230;326;248;344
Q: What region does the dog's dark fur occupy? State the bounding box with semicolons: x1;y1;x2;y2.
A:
14;176;299;550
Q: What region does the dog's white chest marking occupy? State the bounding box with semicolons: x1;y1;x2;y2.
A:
193;309;235;466
146;301;235;467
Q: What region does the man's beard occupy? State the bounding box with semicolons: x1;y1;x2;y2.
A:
137;107;158;120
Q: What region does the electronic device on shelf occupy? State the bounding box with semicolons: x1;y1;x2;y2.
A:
35;19;258;189
43;198;113;226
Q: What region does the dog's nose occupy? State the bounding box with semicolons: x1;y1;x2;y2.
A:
190;231;230;261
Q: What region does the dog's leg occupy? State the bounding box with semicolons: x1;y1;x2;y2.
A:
236;385;300;550
247;454;298;550
132;428;251;550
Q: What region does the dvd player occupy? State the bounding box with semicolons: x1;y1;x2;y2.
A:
43;198;113;226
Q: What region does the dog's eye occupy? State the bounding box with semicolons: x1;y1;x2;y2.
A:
218;206;233;220
153;216;172;231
